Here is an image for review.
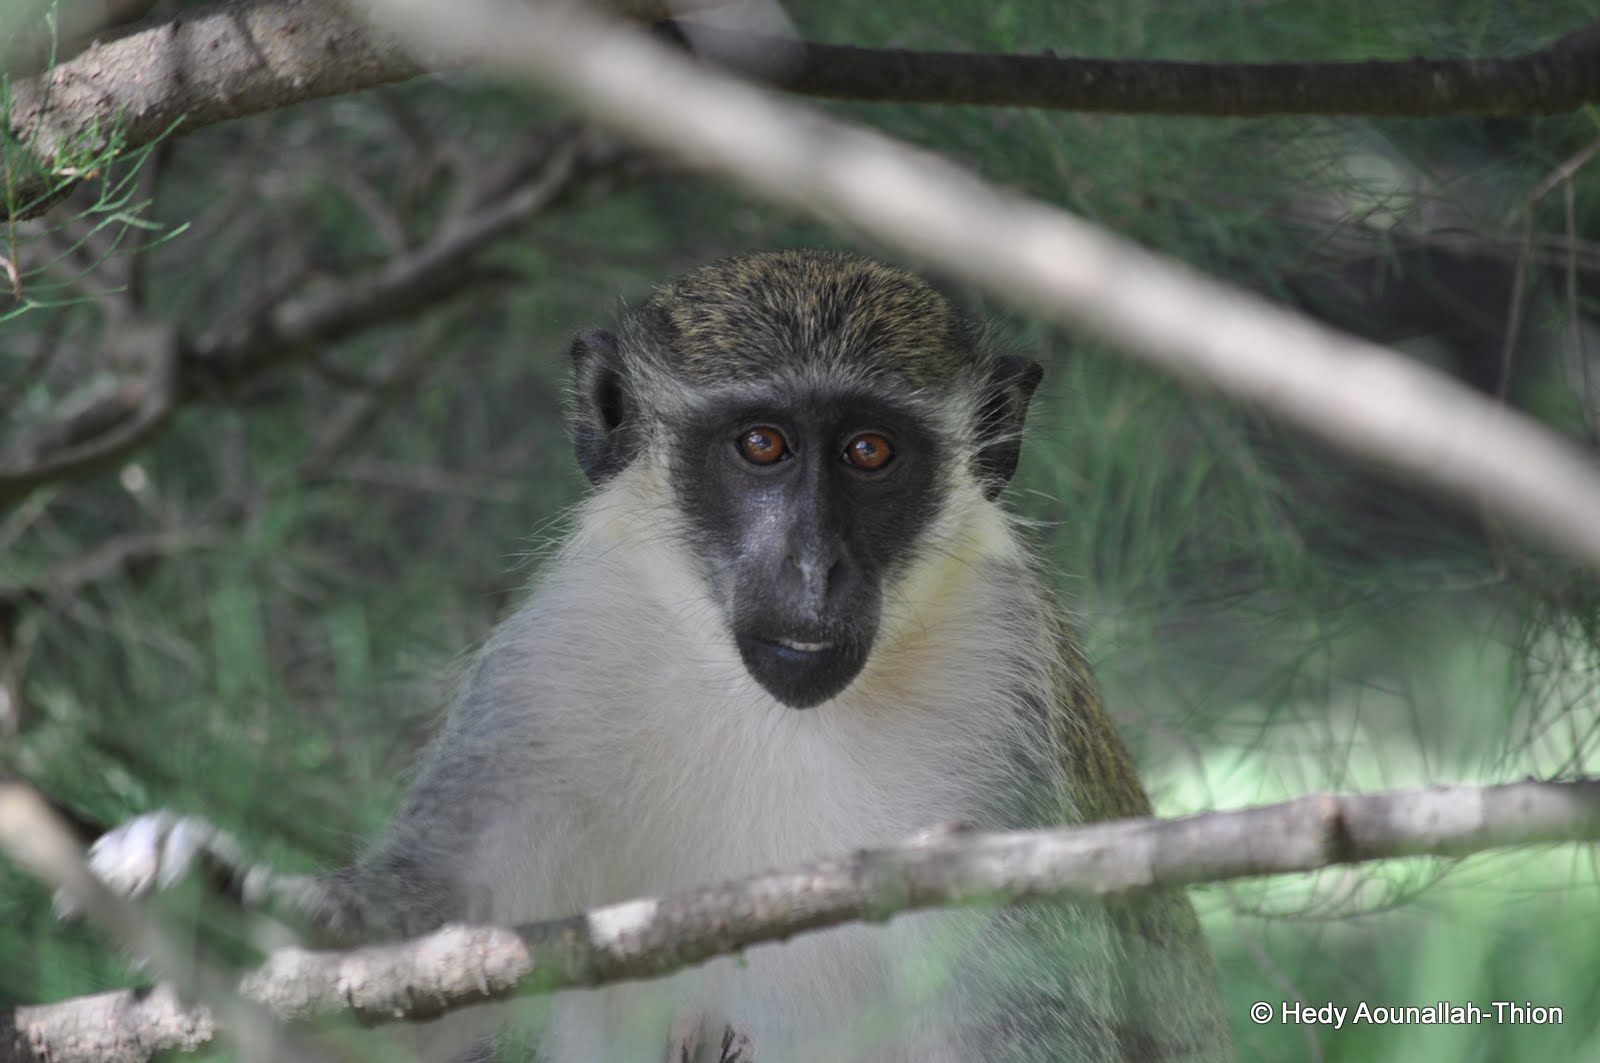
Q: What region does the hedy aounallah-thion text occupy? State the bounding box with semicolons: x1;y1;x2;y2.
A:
1278;1001;1562;1027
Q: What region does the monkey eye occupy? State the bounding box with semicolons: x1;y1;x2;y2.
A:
843;432;894;471
737;426;790;465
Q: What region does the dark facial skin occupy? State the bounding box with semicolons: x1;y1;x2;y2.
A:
673;387;941;708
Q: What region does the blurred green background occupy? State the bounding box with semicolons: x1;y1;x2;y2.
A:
5;0;1600;1059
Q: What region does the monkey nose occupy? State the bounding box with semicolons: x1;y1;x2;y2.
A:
784;539;848;606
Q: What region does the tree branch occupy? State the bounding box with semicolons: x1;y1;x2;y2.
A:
3;0;426;219
182;124;601;397
6;2;1600;220
5;778;1599;1062
5;986;214;1063
238;778;1600;1019
688;19;1600;117
0;124;617;507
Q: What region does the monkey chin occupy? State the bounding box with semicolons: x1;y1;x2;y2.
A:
736;632;871;709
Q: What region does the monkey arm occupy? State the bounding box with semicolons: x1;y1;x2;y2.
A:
60;810;391;948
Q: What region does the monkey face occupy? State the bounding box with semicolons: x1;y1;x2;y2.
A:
675;388;943;708
566;251;1045;707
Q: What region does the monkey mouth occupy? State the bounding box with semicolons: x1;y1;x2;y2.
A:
770;637;834;653
737;630;869;709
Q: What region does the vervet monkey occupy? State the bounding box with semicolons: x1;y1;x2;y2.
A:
84;250;1230;1061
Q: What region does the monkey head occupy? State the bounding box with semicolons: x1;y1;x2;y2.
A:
567;250;1041;708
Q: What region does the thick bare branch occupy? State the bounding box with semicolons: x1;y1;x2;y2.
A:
4;0;160;77
6;2;1600;219
5;778;1599;1062
5;985;214;1063
3;1;425;218
369;0;1600;570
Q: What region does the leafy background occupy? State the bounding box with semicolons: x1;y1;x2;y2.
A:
4;0;1600;1059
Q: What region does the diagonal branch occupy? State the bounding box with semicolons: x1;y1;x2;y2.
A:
4;778;1599;1062
5;2;1600;220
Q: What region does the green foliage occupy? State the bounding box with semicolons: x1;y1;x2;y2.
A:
0;101;186;325
4;2;1600;1060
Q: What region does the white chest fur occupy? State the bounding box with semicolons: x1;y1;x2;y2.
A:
455;480;1047;1061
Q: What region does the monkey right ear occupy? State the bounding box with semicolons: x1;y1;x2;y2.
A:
973;354;1044;500
569;328;636;484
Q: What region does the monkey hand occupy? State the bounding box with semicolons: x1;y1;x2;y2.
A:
55;810;250;919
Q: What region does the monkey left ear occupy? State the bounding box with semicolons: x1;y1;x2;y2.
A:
569;328;637;484
973;354;1043;499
